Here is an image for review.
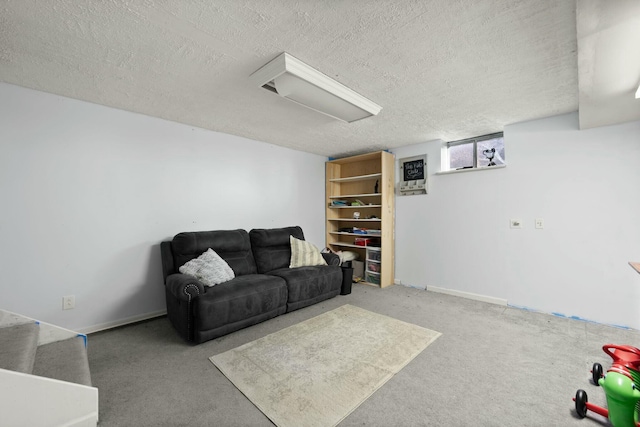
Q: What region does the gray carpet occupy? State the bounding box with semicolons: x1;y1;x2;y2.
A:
88;284;640;426
33;336;92;386
0;322;39;374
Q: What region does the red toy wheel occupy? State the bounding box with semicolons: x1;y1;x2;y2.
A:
575;389;588;418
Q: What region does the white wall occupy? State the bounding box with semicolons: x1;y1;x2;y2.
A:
392;113;640;330
0;83;328;331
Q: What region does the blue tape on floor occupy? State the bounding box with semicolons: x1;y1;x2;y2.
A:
508;304;537;312
77;333;88;347
509;307;632;330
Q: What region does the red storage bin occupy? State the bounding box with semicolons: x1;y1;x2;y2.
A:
354;237;371;246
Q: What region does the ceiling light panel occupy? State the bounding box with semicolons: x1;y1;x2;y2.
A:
250;53;382;123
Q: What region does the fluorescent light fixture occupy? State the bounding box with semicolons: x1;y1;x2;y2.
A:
250;53;381;123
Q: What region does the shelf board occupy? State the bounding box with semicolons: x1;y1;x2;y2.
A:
330;242;381;249
329;205;381;209
329;193;381;199
329;173;382;183
329;151;383;165
327;218;382;222
330;232;381;237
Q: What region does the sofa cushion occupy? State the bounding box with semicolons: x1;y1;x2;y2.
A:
269;265;342;312
171;229;257;276
289;236;327;268
249;226;304;274
179;248;235;287
195;274;287;332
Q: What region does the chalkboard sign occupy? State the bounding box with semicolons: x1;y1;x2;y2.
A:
402;158;424;181
399;154;427;195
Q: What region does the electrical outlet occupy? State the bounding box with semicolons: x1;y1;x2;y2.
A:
394;279;402;285
510;219;523;229
63;295;75;310
535;218;544;229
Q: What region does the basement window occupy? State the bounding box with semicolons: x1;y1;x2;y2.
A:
445;132;505;171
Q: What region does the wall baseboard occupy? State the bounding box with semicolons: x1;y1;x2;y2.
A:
79;309;167;334
426;285;508;306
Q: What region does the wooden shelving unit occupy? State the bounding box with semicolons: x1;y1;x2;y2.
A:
325;151;395;288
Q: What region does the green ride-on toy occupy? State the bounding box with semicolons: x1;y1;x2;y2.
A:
574;344;640;427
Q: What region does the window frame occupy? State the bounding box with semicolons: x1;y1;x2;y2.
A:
444;132;504;171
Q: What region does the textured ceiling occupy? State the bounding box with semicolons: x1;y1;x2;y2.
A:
0;1;636;157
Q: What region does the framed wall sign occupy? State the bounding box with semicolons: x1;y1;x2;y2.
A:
399;154;427;195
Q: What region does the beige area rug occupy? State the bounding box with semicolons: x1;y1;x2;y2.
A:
209;304;441;427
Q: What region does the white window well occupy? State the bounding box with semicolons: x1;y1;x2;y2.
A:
440;132;505;173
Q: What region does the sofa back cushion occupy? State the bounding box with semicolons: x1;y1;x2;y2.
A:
249;226;304;274
171;229;257;276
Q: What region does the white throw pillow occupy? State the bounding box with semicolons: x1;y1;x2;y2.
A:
179;248;235;287
289;236;327;268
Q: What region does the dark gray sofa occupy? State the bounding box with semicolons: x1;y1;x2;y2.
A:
160;226;342;344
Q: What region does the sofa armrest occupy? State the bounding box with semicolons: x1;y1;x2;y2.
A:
322;252;340;266
165;274;206;302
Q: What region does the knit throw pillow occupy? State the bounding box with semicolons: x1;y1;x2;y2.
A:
179;248;235;287
289;236;327;268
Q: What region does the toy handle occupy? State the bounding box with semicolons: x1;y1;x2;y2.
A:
602;344;640;363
